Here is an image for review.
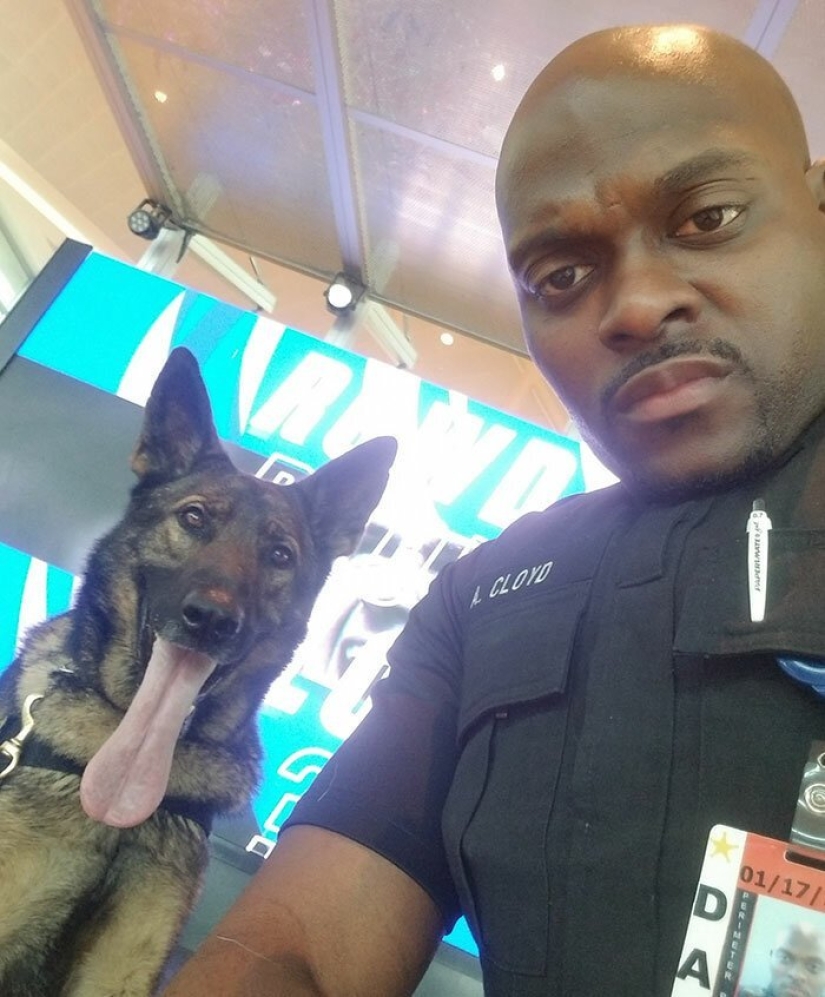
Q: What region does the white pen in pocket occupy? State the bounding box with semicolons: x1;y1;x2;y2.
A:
746;498;772;623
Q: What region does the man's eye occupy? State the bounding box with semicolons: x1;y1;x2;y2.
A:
676;204;744;237
530;263;595;300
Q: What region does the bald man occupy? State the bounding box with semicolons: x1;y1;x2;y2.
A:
164;24;825;997
740;924;825;997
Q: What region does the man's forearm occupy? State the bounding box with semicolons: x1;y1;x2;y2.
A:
163;934;325;996
161;827;442;997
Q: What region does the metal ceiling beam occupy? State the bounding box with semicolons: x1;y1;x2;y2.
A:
63;0;181;214
100;24;314;109
304;0;367;280
349;108;499;171
744;0;802;56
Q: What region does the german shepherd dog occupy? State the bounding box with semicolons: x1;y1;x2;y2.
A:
0;349;396;996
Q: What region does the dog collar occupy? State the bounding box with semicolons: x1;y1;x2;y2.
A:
10;735;85;779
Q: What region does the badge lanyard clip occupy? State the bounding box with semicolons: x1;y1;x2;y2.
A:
790;740;825;852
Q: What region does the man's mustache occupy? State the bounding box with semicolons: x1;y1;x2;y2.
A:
601;338;747;413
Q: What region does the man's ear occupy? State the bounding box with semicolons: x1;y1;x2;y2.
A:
805;157;825;212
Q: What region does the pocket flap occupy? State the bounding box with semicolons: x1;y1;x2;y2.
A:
458;581;590;738
675;530;825;658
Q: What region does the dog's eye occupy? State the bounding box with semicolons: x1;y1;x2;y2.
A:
270;543;294;567
178;504;207;531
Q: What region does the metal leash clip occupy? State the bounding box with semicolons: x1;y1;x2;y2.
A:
0;693;44;781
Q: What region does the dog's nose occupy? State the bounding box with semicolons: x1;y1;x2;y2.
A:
181;589;243;644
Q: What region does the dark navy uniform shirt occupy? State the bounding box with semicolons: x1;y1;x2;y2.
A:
286;415;825;996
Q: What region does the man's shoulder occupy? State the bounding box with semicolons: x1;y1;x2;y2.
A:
484;482;625;552
445;483;626;594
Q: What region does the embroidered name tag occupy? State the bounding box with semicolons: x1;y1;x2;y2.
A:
470;560;553;607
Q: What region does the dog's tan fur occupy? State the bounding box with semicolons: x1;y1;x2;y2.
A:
0;349;395;995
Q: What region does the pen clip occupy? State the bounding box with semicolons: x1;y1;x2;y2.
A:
746;498;772;623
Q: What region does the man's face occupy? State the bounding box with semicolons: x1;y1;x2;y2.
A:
770;928;825;997
498;75;825;498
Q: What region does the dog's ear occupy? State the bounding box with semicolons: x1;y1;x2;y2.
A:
131;348;234;484
299;437;398;559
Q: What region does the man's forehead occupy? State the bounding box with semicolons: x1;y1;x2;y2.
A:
783;927;825;944
498;84;762;241
497;72;794;246
501;71;758;175
776;926;825;957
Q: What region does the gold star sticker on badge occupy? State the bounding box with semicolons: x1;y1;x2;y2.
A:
709;829;738;861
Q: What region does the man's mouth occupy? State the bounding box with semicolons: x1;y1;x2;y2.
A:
608;357;734;423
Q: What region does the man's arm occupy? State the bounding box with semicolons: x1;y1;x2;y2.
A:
162;825;445;996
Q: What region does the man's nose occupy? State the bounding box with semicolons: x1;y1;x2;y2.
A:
597;244;701;350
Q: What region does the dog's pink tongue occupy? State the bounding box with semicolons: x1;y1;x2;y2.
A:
80;637;216;828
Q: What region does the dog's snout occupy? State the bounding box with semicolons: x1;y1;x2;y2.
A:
181;589;244;644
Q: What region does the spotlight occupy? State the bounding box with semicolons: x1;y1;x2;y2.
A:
324;272;365;315
127;199;172;241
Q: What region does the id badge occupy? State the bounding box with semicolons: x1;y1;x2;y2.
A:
671;826;825;996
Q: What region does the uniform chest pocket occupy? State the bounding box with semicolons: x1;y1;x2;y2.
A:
675;529;825;658
442;583;590;976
